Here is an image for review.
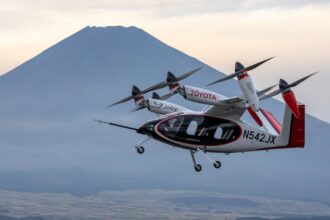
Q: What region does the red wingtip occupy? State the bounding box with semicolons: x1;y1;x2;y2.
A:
248;107;263;127
282;90;300;118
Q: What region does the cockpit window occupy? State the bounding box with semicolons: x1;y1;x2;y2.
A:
158;115;241;145
213;127;223;139
187;120;198;135
165;118;177;132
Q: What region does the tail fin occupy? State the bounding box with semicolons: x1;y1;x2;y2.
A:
281;103;305;147
258;103;305;151
132;85;145;106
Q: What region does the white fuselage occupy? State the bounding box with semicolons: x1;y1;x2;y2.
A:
140;109;291;153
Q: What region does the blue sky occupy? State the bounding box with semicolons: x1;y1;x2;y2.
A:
0;0;330;122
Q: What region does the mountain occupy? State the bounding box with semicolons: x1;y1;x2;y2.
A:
0;26;330;203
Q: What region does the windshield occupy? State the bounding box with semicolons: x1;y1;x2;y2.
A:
158;115;241;145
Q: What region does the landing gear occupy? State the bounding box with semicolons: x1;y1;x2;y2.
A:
197;148;222;170
189;149;222;172
190;150;202;172
134;137;151;155
213;160;221;169
136;146;144;154
194;164;202;172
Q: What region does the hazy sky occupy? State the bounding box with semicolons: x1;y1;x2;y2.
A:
1;0;330;122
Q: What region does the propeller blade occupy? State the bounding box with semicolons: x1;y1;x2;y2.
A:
159;92;175;100
206;72;238;86
108;67;202;107
176;67;203;81
130;105;146;112
207;57;275;86
143;67;203;94
257;84;277;97
288;72;318;88
107;95;133;107
139;81;168;94
240;56;275;74
260;72;317;100
259;89;282;100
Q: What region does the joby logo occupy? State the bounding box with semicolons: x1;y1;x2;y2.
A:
162;105;177;112
153;102;163;108
190;89;216;100
153;101;177;112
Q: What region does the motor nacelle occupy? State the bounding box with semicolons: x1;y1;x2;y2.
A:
147;98;188;115
183;86;227;106
279;79;300;118
237;75;260;112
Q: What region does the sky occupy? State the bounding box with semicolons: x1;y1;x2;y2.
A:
0;0;330;122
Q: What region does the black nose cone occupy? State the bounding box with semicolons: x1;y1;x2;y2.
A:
235;61;245;72
279;79;289;90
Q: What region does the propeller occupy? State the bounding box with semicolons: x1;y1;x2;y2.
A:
206;57;275;86
261;72;317;118
108;67;203;107
260;72;318;100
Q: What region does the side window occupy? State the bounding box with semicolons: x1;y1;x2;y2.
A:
165;116;184;134
164;118;177;132
213;127;223;139
220;123;235;140
223;129;234;140
186;120;198;136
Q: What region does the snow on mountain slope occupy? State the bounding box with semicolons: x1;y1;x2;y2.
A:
0;26;329;202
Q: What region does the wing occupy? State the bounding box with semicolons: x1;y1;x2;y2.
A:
204;84;276;118
215;84;277;106
205;104;246;118
217;96;245;106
